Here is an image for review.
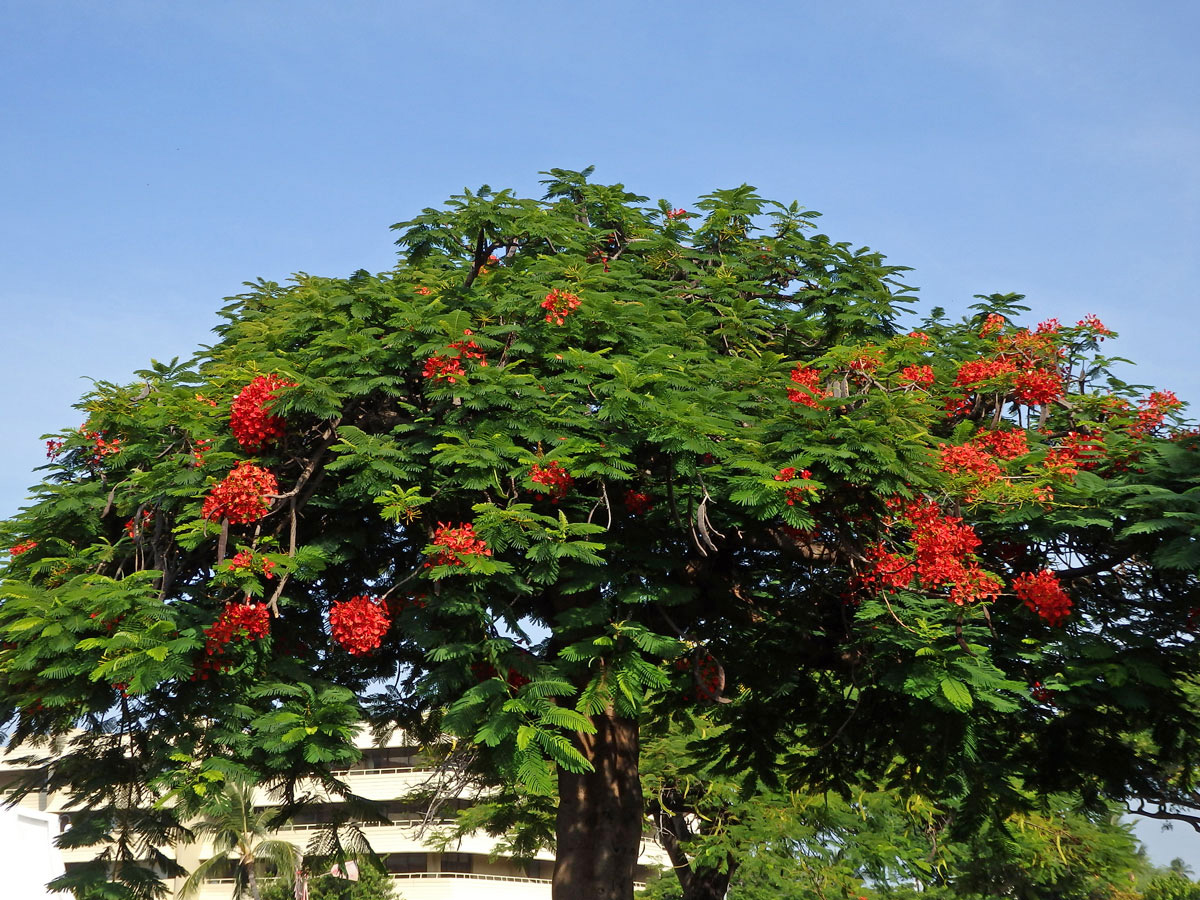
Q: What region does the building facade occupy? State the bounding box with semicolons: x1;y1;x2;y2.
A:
1;730;664;899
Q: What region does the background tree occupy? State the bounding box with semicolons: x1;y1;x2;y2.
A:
2;170;1198;900
259;862;398;900
177;778;301;900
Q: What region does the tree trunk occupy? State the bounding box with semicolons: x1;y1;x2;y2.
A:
553;712;643;900
245;863;261;900
655;806;736;900
682;865;734;900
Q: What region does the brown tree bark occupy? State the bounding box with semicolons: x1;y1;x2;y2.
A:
682;867;734;900
654;803;737;900
553;712;644;900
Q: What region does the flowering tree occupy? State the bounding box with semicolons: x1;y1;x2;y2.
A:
2;169;1199;900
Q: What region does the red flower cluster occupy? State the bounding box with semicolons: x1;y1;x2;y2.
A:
774;467;814;505
227;549;276;579
530;461;574;501
202;463;278;524
846;347;883;375
415;286;433;295
898;364;935;388
204;601;270;656
666;208;688;220
1056;432;1105;469
787;365;828;407
45;439;64;459
429;523;491;566
623;490;653;515
974;429;1029;459
899;499;1000;605
191;437;212;466
863;545;916;591
1013;569;1072;625
980;313;1006;337
125;510;153;541
541;289;581;325
1133;390;1183;434
939;442;1003;486
1041;449;1078;480
1076;314;1113;337
907;330;931;344
79;428;122;464
448;330;488;365
1030;681;1054;703
954;358;1016;388
230;375;295;450
9;540;37;556
944;396;974;419
1012;369;1064;406
330;594;391;656
422;354;465;383
423;329;489;386
998;327;1062;359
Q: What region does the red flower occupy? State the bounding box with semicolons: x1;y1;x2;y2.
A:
429;523;492;567
774;467;814;505
227;549;276;579
864;544;916;591
202;463;278;524
979;313;1005;337
541;289;581;325
1056;432;1105;469
974;429;1028;459
898;365;935;388
1076;314;1114;338
1014;569;1072;625
1012;369;1063;406
330;595;391;656
203;601;270;656
954;358;1016;388
1030;681;1054;703
9;540;37;556
1132;390;1183;434
530;461;574;501
666;208;688;220
230;375;295;451
939;442;1003;486
786;365;828;407
422;354;466;384
886;498;999;605
125;510;154;541
623;490;653;515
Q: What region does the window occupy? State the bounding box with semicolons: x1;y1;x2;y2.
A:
524;860;552;879
384;853;426;874
440;853;472;873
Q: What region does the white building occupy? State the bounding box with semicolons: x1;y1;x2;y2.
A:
1;730;663;899
0;805;70;899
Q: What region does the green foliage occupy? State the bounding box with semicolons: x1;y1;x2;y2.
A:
2;169;1199;897
260;863;399;900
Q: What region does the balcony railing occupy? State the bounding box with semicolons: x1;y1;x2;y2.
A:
205;872;646;888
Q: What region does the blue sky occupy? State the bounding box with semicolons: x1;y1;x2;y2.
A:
2;0;1199;866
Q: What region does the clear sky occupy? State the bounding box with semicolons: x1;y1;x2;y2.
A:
2;0;1198;867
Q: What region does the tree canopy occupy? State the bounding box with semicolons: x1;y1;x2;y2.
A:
2;168;1199;900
